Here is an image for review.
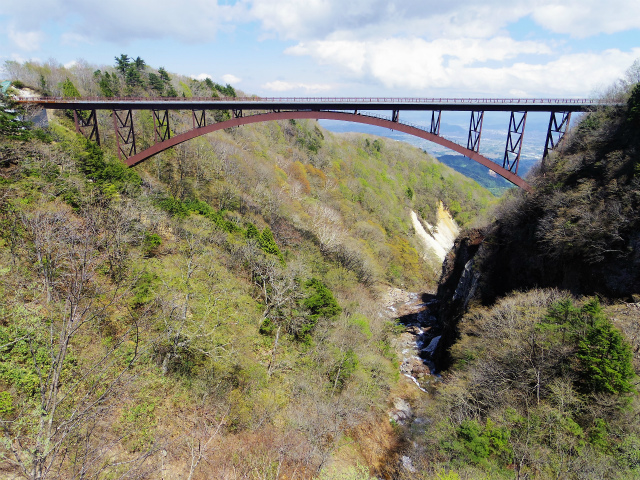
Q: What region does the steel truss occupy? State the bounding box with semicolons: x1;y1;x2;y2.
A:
74;109;100;145
113;110;136;160
192;110;206;128
430;110;441;135
153;110;171;143
467;111;484;152
543;111;572;160
503;111;527;173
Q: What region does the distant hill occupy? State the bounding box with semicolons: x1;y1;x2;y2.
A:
436;154;513;195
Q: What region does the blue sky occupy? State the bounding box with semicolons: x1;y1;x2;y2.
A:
1;0;639;98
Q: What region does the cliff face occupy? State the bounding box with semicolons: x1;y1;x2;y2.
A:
433;228;484;369
433;100;640;369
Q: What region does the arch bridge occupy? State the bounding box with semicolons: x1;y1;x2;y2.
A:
17;96;613;191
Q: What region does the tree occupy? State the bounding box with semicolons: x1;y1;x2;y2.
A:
1;202;152;479
157;67;170;83
0;92;32;140
577;320;634;394
627;83;640;124
148;73;164;94
114;54;130;75
133;56;146;71
60;78;80;98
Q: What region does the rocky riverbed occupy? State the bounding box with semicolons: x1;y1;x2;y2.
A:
386;290;441;393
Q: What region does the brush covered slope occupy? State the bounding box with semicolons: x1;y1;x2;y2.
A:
394;83;640;480
0;58;496;480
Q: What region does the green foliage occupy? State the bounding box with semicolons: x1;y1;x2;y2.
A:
444;419;513;467
95;70;118;97
148;72;164;94
131;270;158;307
77;140;142;195
319;464;375;480
245;222;260;240
258;227;282;258
0;391;13;416
0;92;32;140
627;83;640;124
115;54;130;75
142;232;162;257
259;317;276;336
577;318;634;394
60;77;80;98
120;402;156;453
405;185;414;200
303;278;342;321
329;348;359;391
214;83;236;97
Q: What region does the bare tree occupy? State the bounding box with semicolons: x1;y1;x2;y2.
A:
1;202;155;479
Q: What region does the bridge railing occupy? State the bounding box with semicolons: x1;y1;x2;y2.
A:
15;95;610;105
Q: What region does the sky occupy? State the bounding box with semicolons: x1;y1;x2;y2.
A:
1;0;640;98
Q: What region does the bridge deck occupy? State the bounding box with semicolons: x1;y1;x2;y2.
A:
16;96;616;112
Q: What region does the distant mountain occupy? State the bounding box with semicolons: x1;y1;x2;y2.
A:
436;154;513;195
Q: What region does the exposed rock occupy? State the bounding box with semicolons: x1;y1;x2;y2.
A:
422;335;441;357
389;398;413;424
411;203;459;263
401;456;417;473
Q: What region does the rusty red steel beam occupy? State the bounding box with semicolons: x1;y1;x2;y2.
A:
123;110;532;191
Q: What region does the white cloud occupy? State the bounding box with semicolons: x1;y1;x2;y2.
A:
287;36;640;96
262;80;332;92
6;0;246;43
221;74;241;84
192;73;213;81
60;32;92;46
531;0;640;38
64;60;78;69
249;0;640;41
8;27;44;51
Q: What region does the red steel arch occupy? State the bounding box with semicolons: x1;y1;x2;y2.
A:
125;111;531;191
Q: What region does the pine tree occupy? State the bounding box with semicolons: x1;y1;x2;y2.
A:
577;320;634;394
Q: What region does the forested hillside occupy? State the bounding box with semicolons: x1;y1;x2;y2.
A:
394;68;640;479
0;57;496;479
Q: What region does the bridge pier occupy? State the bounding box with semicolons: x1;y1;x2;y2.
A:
467;111;484;152
113;110;136;161
153;110;171;143
543;111;572;163
193;109;206;129
74;109;100;146
503;111;527;174
430;110;441;135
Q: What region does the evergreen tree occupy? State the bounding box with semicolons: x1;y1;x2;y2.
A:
246;223;260;240
115;54;130;75
259;227;282;258
577;320;634;394
148;73;164;94
0;92;32;140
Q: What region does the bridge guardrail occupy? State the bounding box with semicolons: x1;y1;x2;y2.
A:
15;95;611;105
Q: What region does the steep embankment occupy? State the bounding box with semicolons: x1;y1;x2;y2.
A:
0;66;497;480
389;84;640;480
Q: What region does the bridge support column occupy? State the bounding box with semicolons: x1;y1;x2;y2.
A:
503;111;527;174
543;111;572;164
467;111;484;153
74;109;100;145
392;110;399;122
193;110;206;129
113;110;136;161
153;110;171;143
430;110;441;135
232;109;243;119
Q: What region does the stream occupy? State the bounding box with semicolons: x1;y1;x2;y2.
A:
386;290;441;393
